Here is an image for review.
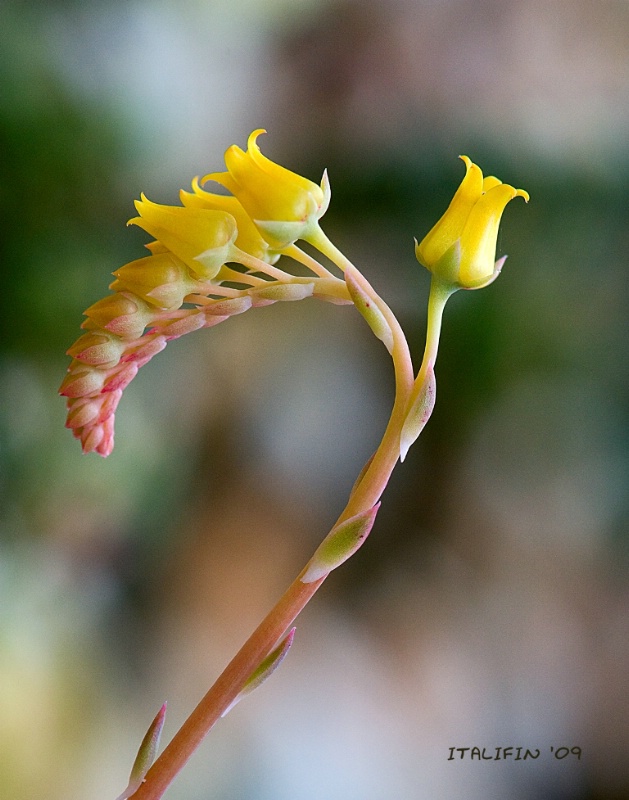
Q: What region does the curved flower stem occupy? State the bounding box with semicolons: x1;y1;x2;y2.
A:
130;233;416;800
228;249;349;303
305;225;415;514
231;248;301;282
131;572;327;800
215;266;269;287
282;243;338;280
414;277;456;391
306;226;414;406
398;278;456;461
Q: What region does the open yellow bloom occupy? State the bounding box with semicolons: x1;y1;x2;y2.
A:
129;195;238;280
204;129;331;249
180;178;281;265
415;156;529;288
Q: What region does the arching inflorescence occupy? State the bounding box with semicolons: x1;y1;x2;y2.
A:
59;130;347;456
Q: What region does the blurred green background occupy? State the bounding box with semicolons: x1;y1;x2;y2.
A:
1;1;628;798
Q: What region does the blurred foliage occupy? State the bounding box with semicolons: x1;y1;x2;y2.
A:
0;4;137;356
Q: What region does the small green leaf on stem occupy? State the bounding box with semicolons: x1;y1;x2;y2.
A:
399;367;436;462
221;628;296;718
345;270;394;354
301;503;380;584
349;452;376;499
115;703;167;800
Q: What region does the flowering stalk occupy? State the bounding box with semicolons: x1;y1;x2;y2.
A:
127;231;413;799
59;132;527;799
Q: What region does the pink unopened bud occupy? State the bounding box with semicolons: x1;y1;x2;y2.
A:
81;423;105;454
59;364;106;398
94;416;115;457
121;335;168;367
97;389;123;423
66;332;126;367
65;398;102;430
162;312;206;339
83;293;154;340
250;282;315;304
203;296;253;317
102;362;139;393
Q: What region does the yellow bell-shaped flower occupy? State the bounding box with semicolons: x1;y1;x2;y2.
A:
415;156;529;288
179;177;282;265
204;129;331;249
129;195;238;280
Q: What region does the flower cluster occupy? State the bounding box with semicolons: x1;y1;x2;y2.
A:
60;131;340;456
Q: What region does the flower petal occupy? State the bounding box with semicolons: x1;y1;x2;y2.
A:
416;155;484;268
458;183;525;285
130;195;237;278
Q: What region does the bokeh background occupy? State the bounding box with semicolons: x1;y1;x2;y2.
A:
1;0;628;798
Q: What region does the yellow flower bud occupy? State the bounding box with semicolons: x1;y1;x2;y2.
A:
415;156;529;289
110;251;198;310
129;195;237;279
204;129;331;249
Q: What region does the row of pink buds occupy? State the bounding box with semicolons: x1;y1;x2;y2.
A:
60;266;315;455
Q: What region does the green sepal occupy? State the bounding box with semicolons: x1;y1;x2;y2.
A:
253;218;309;249
221;628;296;718
115;703;167;800
415;238;461;286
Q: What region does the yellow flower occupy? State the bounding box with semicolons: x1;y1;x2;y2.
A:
128;195;238;279
204;129;331;249
415;156;529;288
180;178;281;264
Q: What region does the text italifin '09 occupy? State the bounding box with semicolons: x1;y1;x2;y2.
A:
448;746;582;762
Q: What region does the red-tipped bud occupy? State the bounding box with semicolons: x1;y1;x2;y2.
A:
59;363;106;398
102;362;139;393
83;293;154;340
66;331;126;367
121;334;168;367
65;397;102;430
94;416;115;457
162;312;206;339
